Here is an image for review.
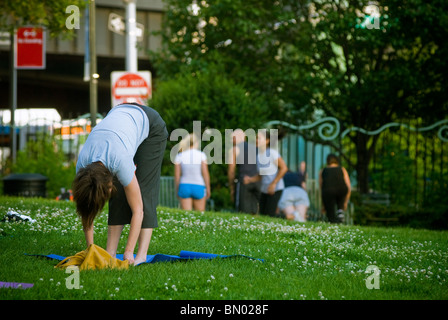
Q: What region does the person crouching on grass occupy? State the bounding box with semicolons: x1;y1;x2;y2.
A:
72;103;168;266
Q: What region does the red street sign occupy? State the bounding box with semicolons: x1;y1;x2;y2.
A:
111;71;151;106
15;27;46;69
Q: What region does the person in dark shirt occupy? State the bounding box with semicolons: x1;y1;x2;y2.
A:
283;161;307;189
228;129;260;214
319;154;351;223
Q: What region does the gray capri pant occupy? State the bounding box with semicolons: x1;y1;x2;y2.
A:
277;186;310;210
108;104;168;228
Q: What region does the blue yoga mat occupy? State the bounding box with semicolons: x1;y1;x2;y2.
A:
27;250;264;265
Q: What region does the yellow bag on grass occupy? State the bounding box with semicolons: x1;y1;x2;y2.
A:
55;244;129;271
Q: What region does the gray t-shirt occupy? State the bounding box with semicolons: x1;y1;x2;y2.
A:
76;104;150;186
257;148;285;193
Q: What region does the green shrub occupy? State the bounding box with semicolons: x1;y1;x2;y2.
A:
400;207;448;230
353;203;448;230
4;135;76;199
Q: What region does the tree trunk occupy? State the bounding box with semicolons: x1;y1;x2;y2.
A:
354;133;380;194
356;144;369;194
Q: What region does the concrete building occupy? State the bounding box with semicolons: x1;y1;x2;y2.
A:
0;0;165;119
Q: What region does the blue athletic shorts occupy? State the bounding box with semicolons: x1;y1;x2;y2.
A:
178;184;206;200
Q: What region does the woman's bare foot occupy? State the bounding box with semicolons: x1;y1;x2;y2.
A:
132;255;147;266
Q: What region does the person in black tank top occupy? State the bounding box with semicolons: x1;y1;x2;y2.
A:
319;154;351;223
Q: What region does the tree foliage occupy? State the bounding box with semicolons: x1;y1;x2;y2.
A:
150;0;310;119
150;59;269;133
0;0;86;37
289;0;448;192
151;0;448;193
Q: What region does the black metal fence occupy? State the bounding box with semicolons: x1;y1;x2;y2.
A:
339;119;448;208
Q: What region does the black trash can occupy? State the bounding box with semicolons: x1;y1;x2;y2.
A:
3;173;48;198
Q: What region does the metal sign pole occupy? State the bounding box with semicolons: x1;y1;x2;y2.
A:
9;29;17;163
124;0;138;72
89;0;97;127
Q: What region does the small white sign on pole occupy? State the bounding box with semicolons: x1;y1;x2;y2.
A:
108;13;144;41
111;71;152;107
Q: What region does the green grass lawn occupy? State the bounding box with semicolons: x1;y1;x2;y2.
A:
0;196;447;301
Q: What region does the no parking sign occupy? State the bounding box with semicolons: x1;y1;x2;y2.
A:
111;71;151;107
15;27;46;69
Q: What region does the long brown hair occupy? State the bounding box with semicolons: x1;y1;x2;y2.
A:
72;162;115;230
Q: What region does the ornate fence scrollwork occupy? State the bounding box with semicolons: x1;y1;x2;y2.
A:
265;117;340;141
341;119;448;142
428;120;448;142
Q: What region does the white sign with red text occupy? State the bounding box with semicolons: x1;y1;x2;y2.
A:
111;71;151;107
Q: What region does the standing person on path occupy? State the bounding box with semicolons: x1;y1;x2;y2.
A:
227;129;260;214
174;133;211;212
73;103;168;266
244;130;288;217
319;154;351;223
